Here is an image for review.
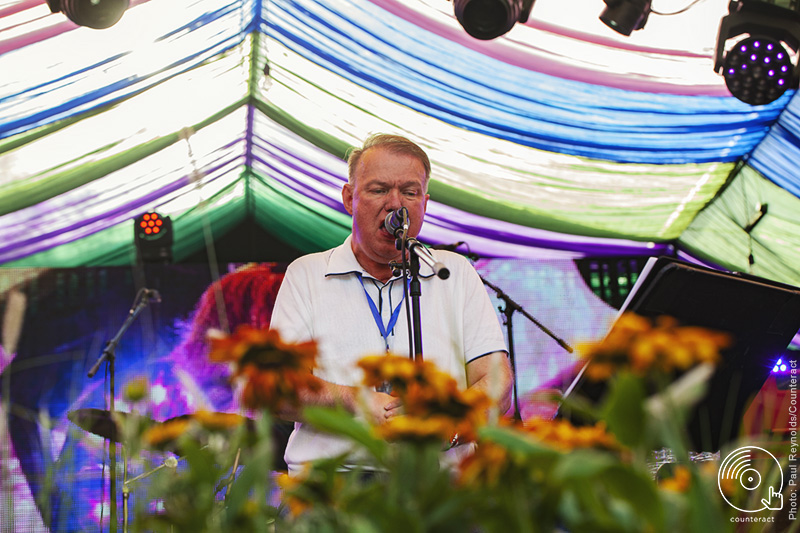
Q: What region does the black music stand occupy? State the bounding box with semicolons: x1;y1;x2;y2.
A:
559;256;800;452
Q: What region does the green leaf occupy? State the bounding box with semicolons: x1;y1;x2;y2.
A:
601;371;647;448
646;363;713;430
602;465;664;531
478;426;560;459
558;462;664;533
303;406;388;461
684;469;732;533
643;364;715;452
556;392;601;424
552;449;617;481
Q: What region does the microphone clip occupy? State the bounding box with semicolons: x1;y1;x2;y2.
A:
389;261;405;278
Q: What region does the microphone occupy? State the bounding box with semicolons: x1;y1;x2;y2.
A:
384;207;408;238
431;241;465;252
143;289;161;303
406;238;450;280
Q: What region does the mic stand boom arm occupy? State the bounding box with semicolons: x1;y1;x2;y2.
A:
87;292;152;378
480;276;573;354
480;275;573;421
405;237;449;280
86;288;157;532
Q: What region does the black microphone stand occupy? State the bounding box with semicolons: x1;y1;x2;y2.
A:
407;249;424;362
480;276;573;421
87;289;157;532
396;236;451;362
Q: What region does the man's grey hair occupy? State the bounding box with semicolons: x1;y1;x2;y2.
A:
346;133;431;191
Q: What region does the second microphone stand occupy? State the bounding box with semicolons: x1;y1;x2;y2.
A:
480;276;573;421
86;288;159;532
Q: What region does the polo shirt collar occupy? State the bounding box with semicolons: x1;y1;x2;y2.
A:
326;234;435;281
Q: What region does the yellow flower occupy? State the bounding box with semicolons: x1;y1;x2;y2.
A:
238;364;321;411
659;465;691;493
584;361;615;381
358;355;492;444
124;376;149;403
458;441;510;488
376;414;454;442
209;326;318;371
579;312;731;380
239;498;258;518
629;338;656;372
208;326;321;411
523;418;619;451
143;419;191;448
193;410;246;431
276;464;345;518
276;472;312;517
358;354;436;394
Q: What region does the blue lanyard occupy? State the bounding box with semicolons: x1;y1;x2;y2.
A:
357;274;405;351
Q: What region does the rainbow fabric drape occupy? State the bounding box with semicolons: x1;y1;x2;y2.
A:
1;0;799;285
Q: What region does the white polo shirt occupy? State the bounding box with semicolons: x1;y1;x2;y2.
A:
270;235;507;473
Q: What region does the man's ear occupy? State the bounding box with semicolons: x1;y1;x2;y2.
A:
342;183;354;215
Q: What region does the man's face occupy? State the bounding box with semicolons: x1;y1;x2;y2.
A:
342;146;429;278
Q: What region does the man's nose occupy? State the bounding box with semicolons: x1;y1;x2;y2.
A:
385;189;403;210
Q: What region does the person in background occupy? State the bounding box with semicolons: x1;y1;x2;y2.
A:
169;263;294;470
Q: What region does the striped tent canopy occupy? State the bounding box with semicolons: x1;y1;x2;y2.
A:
2;0;800;286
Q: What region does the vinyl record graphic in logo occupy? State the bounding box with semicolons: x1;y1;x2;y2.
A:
718;446;783;512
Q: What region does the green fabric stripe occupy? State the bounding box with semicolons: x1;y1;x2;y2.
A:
0;103;118;156
248;169;351;252
2;181;247;267
0;99;248;217
427;163;732;241
252;98;351;161
246;99;733;241
678;165;800;286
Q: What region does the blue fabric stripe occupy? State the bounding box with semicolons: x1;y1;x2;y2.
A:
265;0;789;164
0;0;253;139
748;92;800;198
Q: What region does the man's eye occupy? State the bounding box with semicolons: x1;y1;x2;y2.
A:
403;190;418;197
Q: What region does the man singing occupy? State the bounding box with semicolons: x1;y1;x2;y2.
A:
270;133;512;474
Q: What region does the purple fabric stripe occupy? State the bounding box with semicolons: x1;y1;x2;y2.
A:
251;153;345;210
250;132;345;191
0;155;244;262
252;143;670;257
422;201;670;257
0;19;74;57
0;134;245;232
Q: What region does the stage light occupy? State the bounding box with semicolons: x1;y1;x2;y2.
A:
46;0;130;30
714;0;800;105
599;0;651;36
134;212;173;264
453;0;536;40
772;357;789;373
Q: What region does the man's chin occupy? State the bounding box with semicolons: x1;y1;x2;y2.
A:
376;245;402;264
